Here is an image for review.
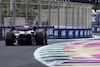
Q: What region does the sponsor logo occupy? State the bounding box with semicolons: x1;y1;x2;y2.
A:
97;28;100;32
90;30;92;35
69;31;73;36
61;30;66;37
54;30;58;36
92;28;94;31
80;30;83;36
47;28;54;35
84;30;87;35
75;31;78;36
87;30;90;35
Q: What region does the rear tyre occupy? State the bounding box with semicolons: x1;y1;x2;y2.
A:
44;32;48;45
36;32;45;46
5;32;14;46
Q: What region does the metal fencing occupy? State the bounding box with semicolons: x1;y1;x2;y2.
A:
0;0;93;28
38;0;93;29
0;0;93;40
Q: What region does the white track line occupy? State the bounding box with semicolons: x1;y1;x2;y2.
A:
33;41;81;67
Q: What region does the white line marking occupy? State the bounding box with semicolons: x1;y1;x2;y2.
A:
33;41;81;67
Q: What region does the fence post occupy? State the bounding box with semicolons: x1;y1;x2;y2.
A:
26;0;30;24
38;0;43;26
58;2;61;29
65;3;69;29
81;4;86;29
0;0;2;25
71;3;76;29
77;3;81;29
84;4;89;28
85;7;87;28
12;0;16;25
82;5;85;28
86;5;92;28
48;0;54;26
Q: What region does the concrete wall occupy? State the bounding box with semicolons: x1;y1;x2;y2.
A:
4;17;25;25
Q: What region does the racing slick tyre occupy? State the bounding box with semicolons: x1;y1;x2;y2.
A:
36;32;45;46
44;32;48;45
5;32;14;46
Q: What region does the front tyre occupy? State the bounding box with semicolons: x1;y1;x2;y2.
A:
5;32;14;46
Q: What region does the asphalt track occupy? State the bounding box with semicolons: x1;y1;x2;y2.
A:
0;33;100;67
0;37;76;67
0;41;47;67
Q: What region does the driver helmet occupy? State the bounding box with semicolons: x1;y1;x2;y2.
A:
24;23;29;28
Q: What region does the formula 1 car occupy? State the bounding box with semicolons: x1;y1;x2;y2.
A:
5;26;47;46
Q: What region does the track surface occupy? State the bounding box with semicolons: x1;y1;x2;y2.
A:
0;33;100;67
0;38;74;67
0;41;47;67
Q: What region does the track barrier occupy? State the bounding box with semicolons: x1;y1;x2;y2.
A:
0;26;93;40
92;27;100;33
54;29;92;39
